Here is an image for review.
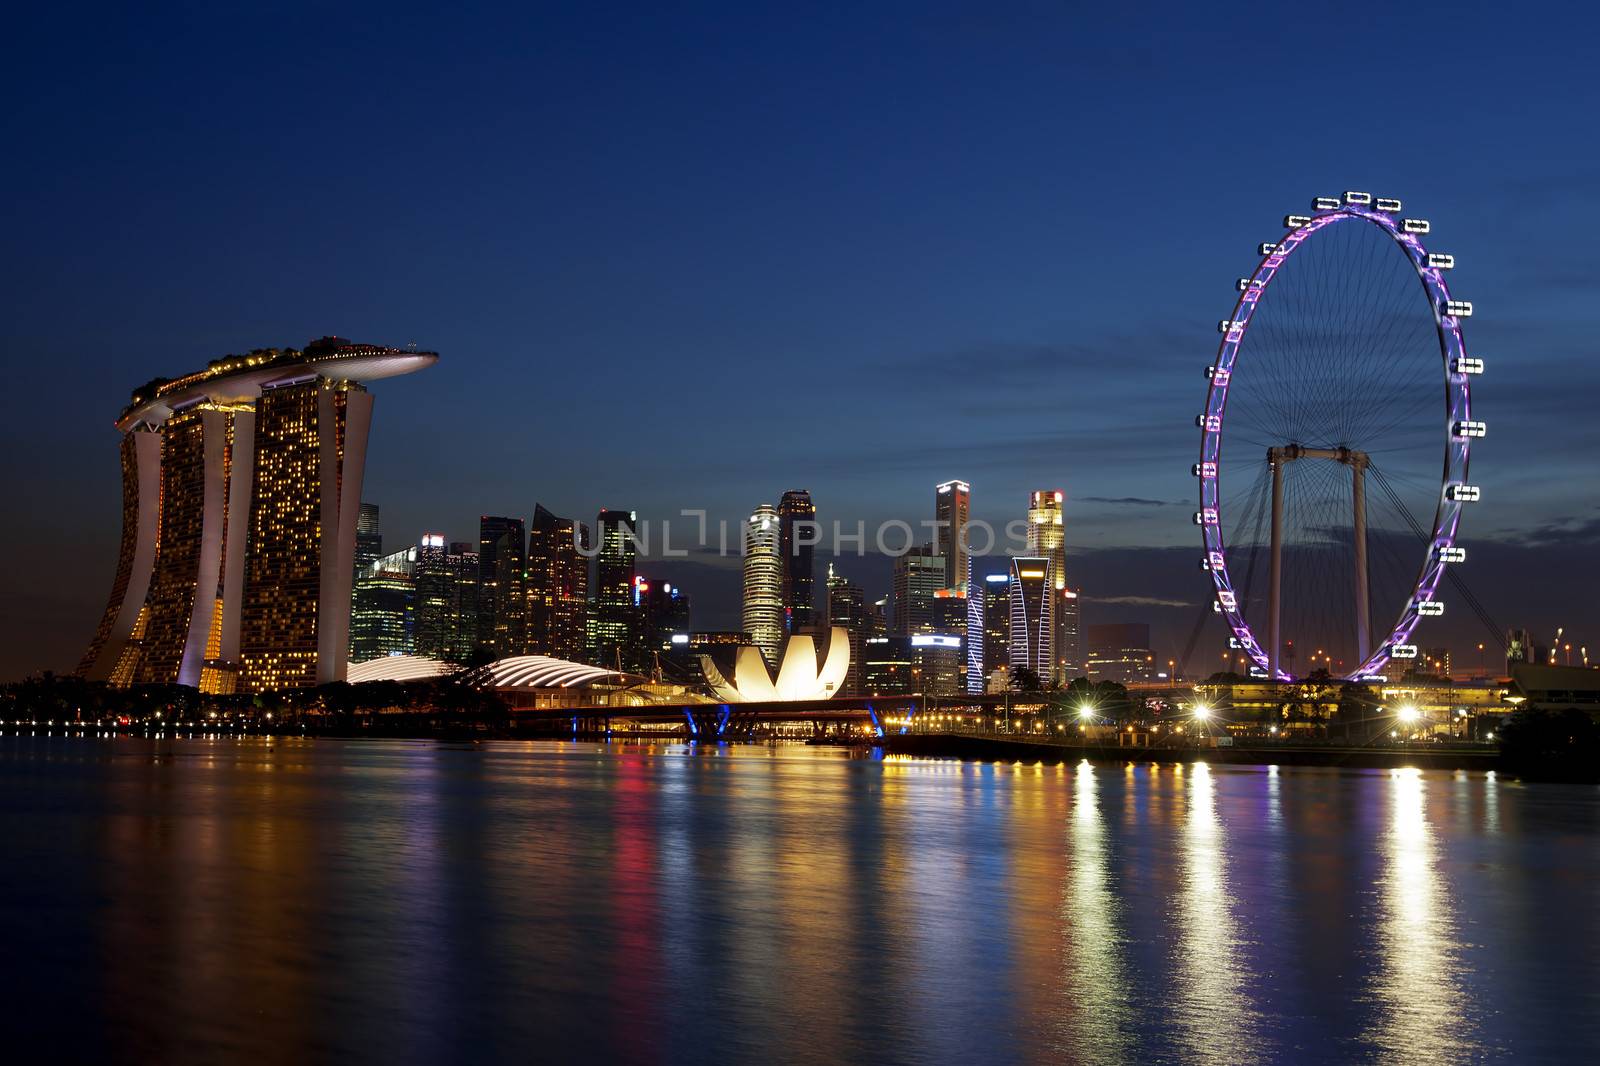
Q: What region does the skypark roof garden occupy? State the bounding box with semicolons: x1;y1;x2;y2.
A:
117;336;438;431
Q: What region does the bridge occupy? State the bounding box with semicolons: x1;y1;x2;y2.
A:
503;692;1052;740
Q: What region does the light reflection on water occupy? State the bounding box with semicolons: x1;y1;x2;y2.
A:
1366;769;1472;1062
0;737;1596;1065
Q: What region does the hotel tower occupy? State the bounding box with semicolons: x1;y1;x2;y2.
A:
77;337;437;692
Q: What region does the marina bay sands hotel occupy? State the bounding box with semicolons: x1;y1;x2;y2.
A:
77;337;437;693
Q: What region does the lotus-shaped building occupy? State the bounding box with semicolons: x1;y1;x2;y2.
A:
700;627;851;702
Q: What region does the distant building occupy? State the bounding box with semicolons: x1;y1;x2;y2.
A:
910;633;965;695
527;505;589;662
478;515;526;655
444;542;480;662
350;506;388;662
824;564;867;695
414;533;453;658
982;572;1011;675
1058;587;1082;679
355;503;382;574
688;631;752;650
743;504;784;664
1506;628;1541;672
1423;646;1453;679
1026;489;1080;683
1009;557;1054;683
935;480;970;593
642;578;691;655
592;510;643;671
1086;622;1154;684
778;490;817;633
891;548;946;636
352;545;417;661
863;636;915;697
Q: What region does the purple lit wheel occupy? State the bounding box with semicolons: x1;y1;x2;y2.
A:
1195;195;1477;682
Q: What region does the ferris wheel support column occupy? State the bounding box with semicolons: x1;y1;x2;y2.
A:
1268;448;1286;679
1351;454;1371;663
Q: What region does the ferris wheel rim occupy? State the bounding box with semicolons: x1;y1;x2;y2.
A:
1195;198;1475;683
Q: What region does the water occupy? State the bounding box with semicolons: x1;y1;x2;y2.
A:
1;736;1596;1064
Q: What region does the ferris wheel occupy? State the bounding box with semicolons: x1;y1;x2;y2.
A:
1195;192;1481;682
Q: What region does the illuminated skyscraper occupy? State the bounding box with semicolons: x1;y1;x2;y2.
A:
935;479;970;593
642;579;692;655
355;503;382;572
1058;588;1082;679
478;515;527;655
743;504;784;664
349;504;388;661
78;338;436;691
891;548;945;636
527;505;590;661
824;564;866;695
778;490;817;633
444;542;480;662
1086;623;1154;684
354;545;417;659
592;509;643;671
1026;489;1082;682
414;533;452;658
1009;556;1054;683
982;573;1011;675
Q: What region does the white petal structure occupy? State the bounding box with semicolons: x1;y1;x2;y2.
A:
346;655;454;683
474;656;626;689
701;627;851;702
347;654;629;690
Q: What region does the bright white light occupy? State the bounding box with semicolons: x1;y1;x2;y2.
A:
1397;705;1420;725
1077;704;1095;721
1193;704;1212;722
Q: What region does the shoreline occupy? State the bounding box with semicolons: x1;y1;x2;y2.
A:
877;731;1505;772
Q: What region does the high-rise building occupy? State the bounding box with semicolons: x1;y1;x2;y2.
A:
1059;587;1082;680
982;573;1011;675
1026;489;1082;682
355;503;382;573
444;542;480;662
891;549;946;636
478;515;527;655
1009;556;1055;683
1086;622;1154;684
642;579;692;656
824;564;866;695
592;509;643;671
910;633;966;695
527;505;590;661
863;636;915;696
130;348;423;687
778;490;817;633
349;503;387;659
935;480;970;593
414;533;452;658
354;545;417;660
78;339;436;691
743;504;784;664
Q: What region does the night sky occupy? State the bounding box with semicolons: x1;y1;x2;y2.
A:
3;1;1597;680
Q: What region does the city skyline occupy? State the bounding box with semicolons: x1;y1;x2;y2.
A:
5;4;1600;680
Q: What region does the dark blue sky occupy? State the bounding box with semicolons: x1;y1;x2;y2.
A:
3;1;1598;678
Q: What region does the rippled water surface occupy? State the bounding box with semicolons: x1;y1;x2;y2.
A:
2;736;1597;1064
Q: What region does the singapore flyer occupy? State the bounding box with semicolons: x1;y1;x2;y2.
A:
1195;192;1481;682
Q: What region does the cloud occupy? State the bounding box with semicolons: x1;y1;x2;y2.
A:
1092;594;1194;608
1080;496;1173;507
